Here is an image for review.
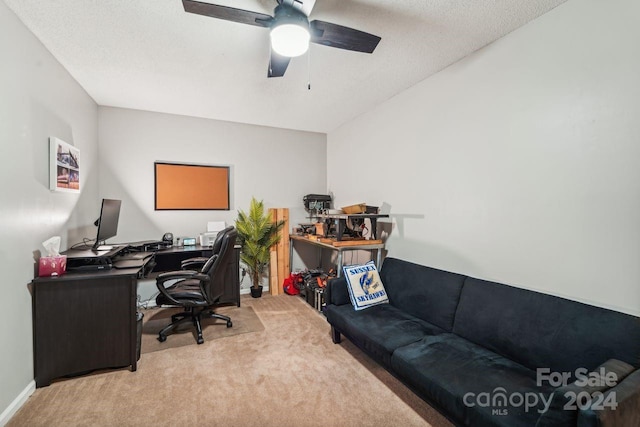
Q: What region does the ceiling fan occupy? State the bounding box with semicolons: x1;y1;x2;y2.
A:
182;0;382;78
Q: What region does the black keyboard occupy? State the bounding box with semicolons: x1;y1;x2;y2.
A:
126;240;163;247
116;251;155;261
125;240;169;251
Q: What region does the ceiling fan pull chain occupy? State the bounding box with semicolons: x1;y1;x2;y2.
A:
307;47;311;90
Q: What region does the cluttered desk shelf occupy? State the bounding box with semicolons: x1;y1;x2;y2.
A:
315;212;389;241
293;197;389;277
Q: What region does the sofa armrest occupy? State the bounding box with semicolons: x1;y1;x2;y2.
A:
325;276;350;306
536;359;635;427
577;368;640;427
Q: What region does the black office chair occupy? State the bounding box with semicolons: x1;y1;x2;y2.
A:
155;227;237;344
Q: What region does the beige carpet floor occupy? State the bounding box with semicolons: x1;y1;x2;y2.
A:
8;294;453;427
140;305;264;354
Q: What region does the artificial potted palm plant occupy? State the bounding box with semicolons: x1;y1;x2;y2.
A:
235;197;285;298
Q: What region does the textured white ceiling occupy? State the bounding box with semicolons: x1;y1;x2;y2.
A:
5;0;566;133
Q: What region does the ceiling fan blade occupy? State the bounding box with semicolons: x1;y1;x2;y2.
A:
183;0;273;28
310;20;381;53
268;50;291;78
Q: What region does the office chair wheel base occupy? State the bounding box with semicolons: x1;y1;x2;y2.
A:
158;335;167;342
226;320;232;328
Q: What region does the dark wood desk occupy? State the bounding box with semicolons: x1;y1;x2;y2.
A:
32;245;240;387
32;264;146;388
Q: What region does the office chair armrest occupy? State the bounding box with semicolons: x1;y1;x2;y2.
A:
156;270;199;282
155;271;210;306
181;257;209;270
156;270;210;285
189;273;210;283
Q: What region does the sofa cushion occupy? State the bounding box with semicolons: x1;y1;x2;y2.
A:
391;334;554;427
453;277;640;375
325;303;445;367
379;258;466;331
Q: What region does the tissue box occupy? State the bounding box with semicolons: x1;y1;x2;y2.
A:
38;255;67;277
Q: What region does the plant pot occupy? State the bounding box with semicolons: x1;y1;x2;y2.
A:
250;285;263;298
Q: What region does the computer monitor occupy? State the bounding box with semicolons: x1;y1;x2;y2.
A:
92;199;122;250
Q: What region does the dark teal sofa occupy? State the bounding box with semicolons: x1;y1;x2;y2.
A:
325;257;640;427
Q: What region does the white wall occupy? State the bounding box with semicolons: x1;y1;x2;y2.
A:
97;106;326;297
4;0;638;421
328;0;640;316
0;2;99;421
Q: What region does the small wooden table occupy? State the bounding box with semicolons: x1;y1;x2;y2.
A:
289;235;385;277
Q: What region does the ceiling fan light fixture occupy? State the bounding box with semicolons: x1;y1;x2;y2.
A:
269;5;310;58
270;23;310;57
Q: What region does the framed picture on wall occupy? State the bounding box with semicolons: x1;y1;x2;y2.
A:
49;137;80;193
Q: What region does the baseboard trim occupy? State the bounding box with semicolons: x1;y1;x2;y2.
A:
0;380;35;426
